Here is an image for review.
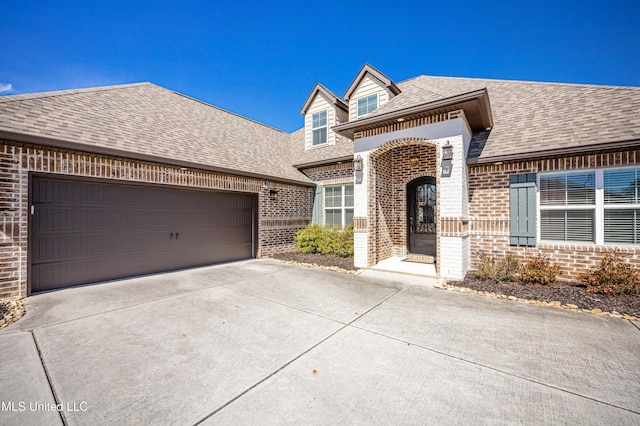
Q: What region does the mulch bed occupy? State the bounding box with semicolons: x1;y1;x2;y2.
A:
450;274;640;318
268;252;360;272
268;251;640;318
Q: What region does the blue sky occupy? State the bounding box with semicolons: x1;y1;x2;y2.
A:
1;0;639;132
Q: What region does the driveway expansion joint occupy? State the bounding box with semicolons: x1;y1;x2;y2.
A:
349;324;640;416
18;267;291;333
192;282;410;425
31;331;67;426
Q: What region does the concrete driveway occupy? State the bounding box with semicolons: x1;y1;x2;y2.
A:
1;260;639;425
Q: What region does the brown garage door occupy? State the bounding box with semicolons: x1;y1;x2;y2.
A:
30;175;256;292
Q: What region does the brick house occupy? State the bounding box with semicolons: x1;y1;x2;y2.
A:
1;64;639;297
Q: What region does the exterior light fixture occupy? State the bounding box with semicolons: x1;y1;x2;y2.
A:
396;117;405;122
353;155;363;172
442;141;453;160
269;189;279;200
409;157;420;164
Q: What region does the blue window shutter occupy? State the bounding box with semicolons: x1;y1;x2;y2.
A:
311;185;323;225
509;173;536;246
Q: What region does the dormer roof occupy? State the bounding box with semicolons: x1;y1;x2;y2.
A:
344;63;401;101
300;83;348;115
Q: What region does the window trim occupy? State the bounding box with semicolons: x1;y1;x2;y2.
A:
356;93;379;118
311;109;328;146
323;184;354;228
538;166;640;246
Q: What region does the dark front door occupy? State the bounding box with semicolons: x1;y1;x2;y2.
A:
407;177;436;257
30;176;256;292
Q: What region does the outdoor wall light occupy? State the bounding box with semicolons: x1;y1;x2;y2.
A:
409;156;420;165
353;155;363;172
442;141;454;160
269;189;279;200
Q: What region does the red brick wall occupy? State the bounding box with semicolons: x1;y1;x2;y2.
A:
469;150;640;280
0;141;312;297
301;162;353;183
368;139;438;266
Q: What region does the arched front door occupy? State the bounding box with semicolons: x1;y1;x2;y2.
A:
407;177;436;257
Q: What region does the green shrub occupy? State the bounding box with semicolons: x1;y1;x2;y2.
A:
331;224;354;257
475;253;519;282
294;224;354;257
519;254;560;285
294;224;326;254
317;226;337;255
580;251;640;295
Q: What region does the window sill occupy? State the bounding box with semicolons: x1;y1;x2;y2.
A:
538;240;640;251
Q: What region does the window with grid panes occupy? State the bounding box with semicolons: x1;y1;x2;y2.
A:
604;167;640;244
357;94;378;117
539;167;640;245
312;109;327;145
539;172;595;242
324;184;354;228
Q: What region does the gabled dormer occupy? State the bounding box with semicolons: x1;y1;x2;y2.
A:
300;83;348;150
344;63;401;121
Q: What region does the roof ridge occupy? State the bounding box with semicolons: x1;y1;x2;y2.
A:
0;82;155;103
412;74;640;91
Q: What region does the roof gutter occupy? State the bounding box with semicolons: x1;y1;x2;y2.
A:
467;138;640;165
333;88;492;136
293;155;354;169
0;129;315;187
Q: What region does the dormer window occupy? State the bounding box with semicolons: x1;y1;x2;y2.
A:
312;109;328;145
357;94;378;117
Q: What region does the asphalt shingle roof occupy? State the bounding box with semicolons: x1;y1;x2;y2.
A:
1;74;638;175
0;83;312;184
289;127;354;167
372;76;640;160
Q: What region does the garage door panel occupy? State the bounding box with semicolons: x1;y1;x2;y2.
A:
31;176;256;292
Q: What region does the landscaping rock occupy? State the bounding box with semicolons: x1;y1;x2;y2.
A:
450;273;640;318
0;296;25;329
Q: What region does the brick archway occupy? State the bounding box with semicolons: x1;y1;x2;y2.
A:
367;138;439;268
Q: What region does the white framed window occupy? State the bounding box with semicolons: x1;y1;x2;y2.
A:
357;93;378;117
324;184;354;228
538;167;640;245
604;167;640;244
311;109;327;145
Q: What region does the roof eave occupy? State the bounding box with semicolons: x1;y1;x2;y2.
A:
467;138;640;165
0;129;315;187
293;155;354;169
344;63;400;101
333;88;493;139
300;83;348;115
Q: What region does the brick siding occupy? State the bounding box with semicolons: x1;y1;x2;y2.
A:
353;110;465;140
0;141;311;297
367;139;438;267
301;162;353;185
469;150;640;280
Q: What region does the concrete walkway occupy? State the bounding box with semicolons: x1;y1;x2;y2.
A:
0;260;638;425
